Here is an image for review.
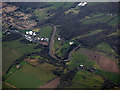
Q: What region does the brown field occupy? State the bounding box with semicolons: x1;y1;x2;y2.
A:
39;77;60;89
24;58;40;66
78;48;119;73
2;5;18;13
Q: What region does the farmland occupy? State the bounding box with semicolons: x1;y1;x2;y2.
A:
5;62;56;88
38;26;53;38
68;50;96;68
2;39;41;73
70;71;104;88
2;2;119;89
96;42;117;56
81;14;117;25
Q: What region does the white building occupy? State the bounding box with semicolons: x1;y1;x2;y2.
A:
33;32;36;36
69;42;74;45
58;38;61;41
26;31;29;34
78;2;87;7
29;31;33;35
41;38;44;41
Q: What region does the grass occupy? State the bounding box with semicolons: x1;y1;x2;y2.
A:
6;70;43;88
81;14;116;25
2;83;13;88
2;47;21;74
68;48;119;84
70;71;104;88
3;39;41;55
32;28;40;32
6;63;56;88
87;2;104;6
96;42;117;56
38;26;53;38
65;9;79;14
34;8;49;20
63;2;75;8
71;30;103;40
36;62;58;73
107;30;120;36
94;70;120;84
2;39;41;73
56;42;70;57
107;16;118;27
69;51;95;68
48;2;64;10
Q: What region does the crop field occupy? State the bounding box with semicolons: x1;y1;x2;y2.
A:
2;39;41;73
5;63;56;88
70;71;104;88
38;26;53;38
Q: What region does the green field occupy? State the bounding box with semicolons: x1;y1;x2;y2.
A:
68;48;119;84
96;42;117;56
107;16;118;27
2;47;21;74
94;70;120;84
63;2;74;8
71;30;103;40
81;14;116;25
48;2;64;9
38;26;53;38
37;62;58;73
2;39;41;73
34;8;49;20
2;83;13;88
70;71;104;88
5;63;56;88
68;51;95;68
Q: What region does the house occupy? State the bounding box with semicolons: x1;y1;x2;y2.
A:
16;65;20;68
78;2;82;6
26;31;29;34
44;38;49;42
58;38;61;41
69;41;74;45
29;31;33;35
78;2;87;7
33;32;36;36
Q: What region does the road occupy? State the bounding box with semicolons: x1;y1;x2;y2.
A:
49;25;58;60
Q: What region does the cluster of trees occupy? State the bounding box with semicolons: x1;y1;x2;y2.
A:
2;32;22;42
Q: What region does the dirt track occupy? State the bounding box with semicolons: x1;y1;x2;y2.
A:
39;77;60;89
78;48;119;73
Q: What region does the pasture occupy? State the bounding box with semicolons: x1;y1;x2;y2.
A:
81;14;117;25
68;51;95;68
96;42;117;56
5;63;56;88
70;71;104;88
38;26;53;38
2;39;41;73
